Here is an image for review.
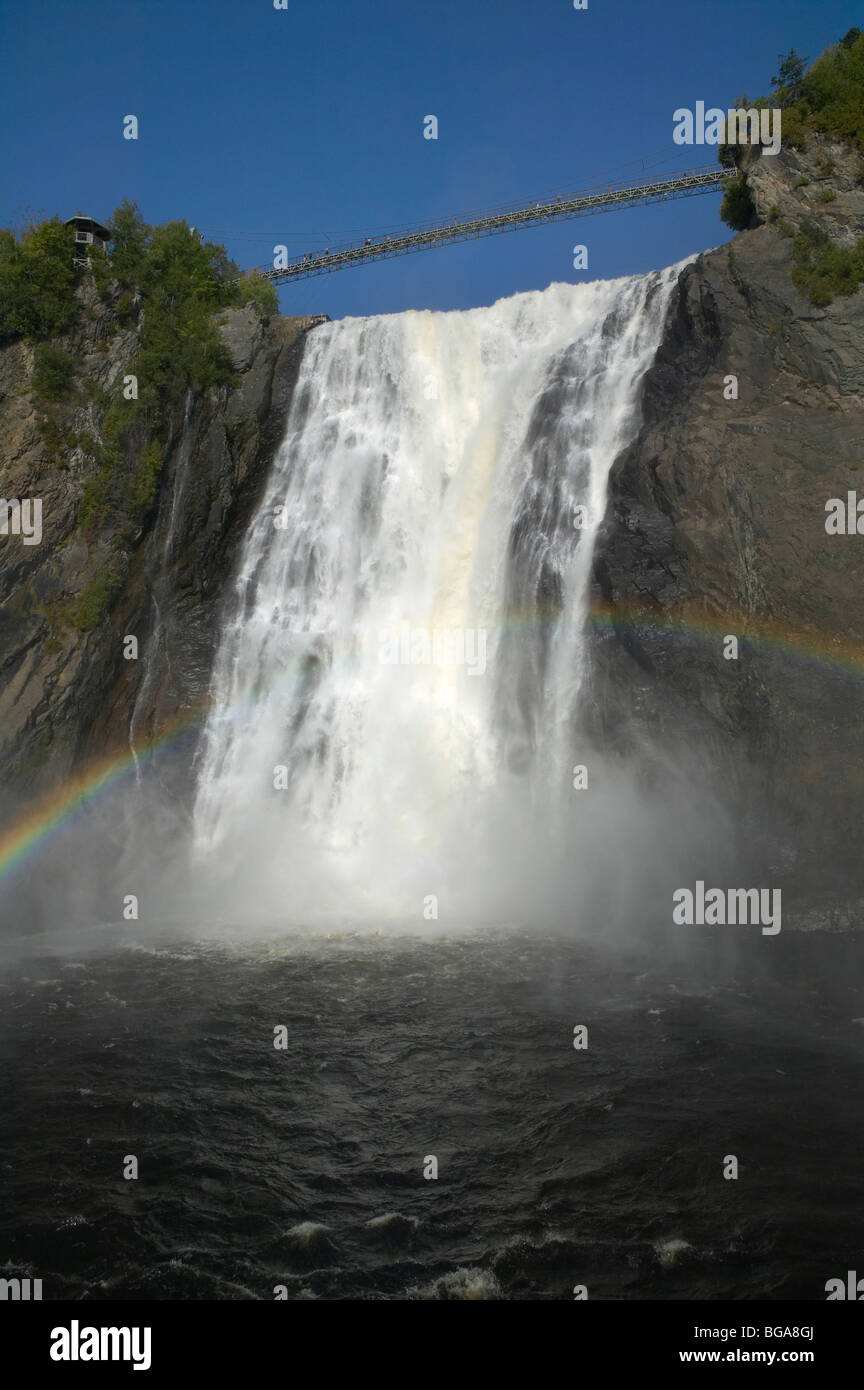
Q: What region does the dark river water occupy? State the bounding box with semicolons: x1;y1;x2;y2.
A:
1;925;862;1300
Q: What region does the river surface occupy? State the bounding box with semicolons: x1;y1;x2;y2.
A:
1;924;862;1301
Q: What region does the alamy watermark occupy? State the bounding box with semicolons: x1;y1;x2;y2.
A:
825;1270;864;1299
825;491;864;534
673;102;781;155
673;881;781;935
376;623;487;676
50;1321;151;1371
0;497;42;545
0;1276;42;1300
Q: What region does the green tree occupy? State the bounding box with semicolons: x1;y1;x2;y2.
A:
131;220;239;417
0;218;78;341
771;49;810;105
108;199;151;288
801;31;864;149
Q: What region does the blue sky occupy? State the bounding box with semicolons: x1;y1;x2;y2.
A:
1;0;859;318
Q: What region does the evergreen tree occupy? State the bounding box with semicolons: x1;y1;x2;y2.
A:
771;50;810;106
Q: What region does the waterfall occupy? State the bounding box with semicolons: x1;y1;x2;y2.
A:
191;267;685;926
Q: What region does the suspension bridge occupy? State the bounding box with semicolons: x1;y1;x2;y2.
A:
249;164;728;287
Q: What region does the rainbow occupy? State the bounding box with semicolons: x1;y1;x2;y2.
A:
589;600;864;681
0;603;862;890
0;705;205;891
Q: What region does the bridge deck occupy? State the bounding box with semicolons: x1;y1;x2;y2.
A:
251;165;728;287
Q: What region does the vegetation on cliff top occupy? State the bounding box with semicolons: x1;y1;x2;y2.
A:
0;203;278;631
720;30;864;231
772;29;864;152
719;30;864;307
719;28;863;181
0;201;277;350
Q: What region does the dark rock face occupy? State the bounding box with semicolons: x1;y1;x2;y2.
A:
95;311;314;805
0;303;320;821
588;137;864;890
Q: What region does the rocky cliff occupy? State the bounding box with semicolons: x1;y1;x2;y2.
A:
588;133;864;901
0;293;320;822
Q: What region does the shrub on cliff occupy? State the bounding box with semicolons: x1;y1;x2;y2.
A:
75;562;125;633
126;438;164;519
32;344;77;402
236;270;279;317
791;219;864;305
720;173;756;231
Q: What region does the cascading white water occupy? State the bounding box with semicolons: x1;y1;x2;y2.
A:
192;267;685;927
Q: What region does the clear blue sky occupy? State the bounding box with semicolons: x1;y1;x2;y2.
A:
1;0;859;318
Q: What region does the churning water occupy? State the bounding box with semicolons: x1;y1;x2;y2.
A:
2;929;863;1300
